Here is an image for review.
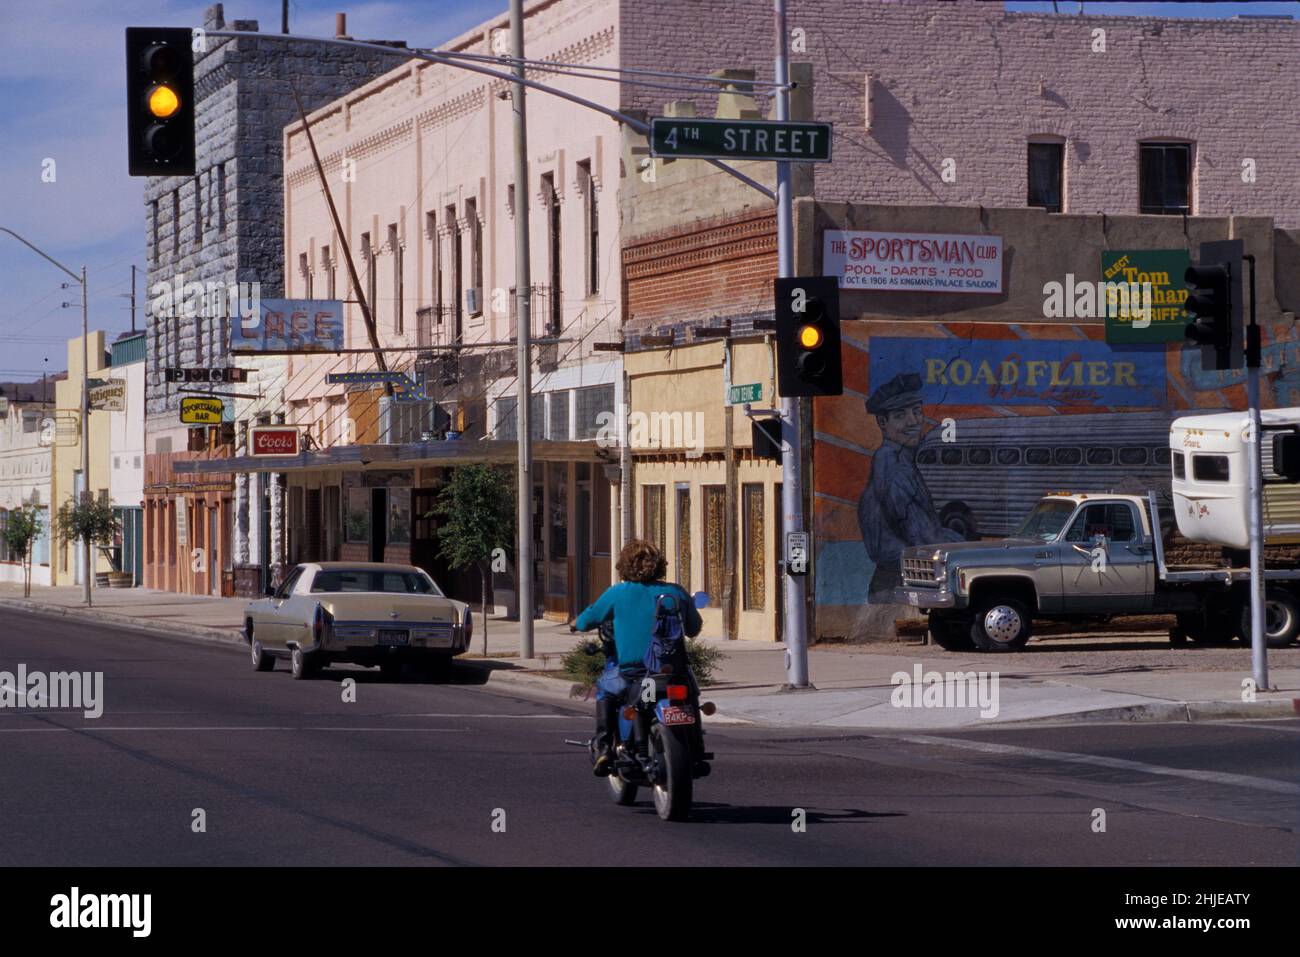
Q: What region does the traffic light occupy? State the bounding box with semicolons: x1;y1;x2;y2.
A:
775;276;842;397
126;27;195;177
1183;262;1231;371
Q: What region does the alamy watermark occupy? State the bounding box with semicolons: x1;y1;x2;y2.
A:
1043;274;1153;326
891;664;999;719
0;665;103;718
149;271;260;322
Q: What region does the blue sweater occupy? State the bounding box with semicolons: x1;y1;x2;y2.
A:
574;581;703;668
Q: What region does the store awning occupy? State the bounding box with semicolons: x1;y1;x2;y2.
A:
172;438;609;475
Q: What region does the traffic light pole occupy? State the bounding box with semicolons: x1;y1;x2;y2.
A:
1243;255;1269;691
774;0;810;689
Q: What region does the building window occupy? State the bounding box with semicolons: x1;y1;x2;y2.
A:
593;469;611;557
703;485;726;602
579;159;599;295
575;384;614;440
530;393;545;442
172;189;180;255
425;211;442;331
194;316;203;366
466;198;482;315
344;487;369;544
1140;142;1192;215
1027;141;1063;213
642;484;665;555
548;391;570;441
299;252;312;299
742;483;765;611
193;174;203;243
215;162;226;233
675;484;691;589
361;232;377;326
447;205;462;341
389;224;403;335
495;395;517;440
151;200;160;262
321;246;334;299
542;173;562;336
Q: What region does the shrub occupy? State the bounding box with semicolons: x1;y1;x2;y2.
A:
560;636;727;689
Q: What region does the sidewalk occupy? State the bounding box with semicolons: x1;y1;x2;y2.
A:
1;582;1296;729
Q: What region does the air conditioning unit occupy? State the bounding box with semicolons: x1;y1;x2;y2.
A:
465;286;483;316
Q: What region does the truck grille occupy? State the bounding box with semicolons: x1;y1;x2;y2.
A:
902;558;941;584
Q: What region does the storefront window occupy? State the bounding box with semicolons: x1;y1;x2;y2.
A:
675;485;691;589
642;485;665;555
345;487;369;544
742;483;765;611
388;487;411;545
703;485;725;603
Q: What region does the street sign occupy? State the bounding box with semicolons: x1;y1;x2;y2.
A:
180;396;224;424
650;117;832;163
785;531;809;576
249;426;300;457
728;382;762;405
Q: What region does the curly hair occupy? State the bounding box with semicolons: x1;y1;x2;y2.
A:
616;539;667;584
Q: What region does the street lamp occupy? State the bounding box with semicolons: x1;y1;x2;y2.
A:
0;227;92;606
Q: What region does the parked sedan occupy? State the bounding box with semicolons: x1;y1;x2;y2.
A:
244;562;472;680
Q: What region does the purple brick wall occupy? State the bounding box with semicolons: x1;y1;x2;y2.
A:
620;0;1300;226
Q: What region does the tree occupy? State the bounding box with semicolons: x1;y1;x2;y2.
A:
56;497;119;583
430;464;514;655
2;506;44;598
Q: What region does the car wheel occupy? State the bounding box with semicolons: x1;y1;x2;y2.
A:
249;624;275;673
970;597;1031;652
290;646;319;680
379;660;403;681
928;611;974;651
1238;587;1300;648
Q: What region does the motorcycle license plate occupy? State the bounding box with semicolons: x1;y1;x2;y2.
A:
660;705;695;726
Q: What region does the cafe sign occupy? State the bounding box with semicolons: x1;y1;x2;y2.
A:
249;426;300;457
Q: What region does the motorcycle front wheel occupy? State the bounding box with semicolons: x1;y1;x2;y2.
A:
650;724;693;822
607;771;638;806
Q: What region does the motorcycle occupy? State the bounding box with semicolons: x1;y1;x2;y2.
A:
569;591;715;822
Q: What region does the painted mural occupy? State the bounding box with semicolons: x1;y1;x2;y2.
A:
812;320;1300;639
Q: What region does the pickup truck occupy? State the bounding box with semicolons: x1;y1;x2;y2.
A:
896;492;1300;652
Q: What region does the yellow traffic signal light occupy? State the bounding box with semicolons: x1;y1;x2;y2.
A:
798;324;823;349
148;85;181;119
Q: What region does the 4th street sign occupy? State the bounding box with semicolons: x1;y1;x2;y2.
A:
650;117;832;163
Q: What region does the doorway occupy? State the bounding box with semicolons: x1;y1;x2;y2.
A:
370;488;388;563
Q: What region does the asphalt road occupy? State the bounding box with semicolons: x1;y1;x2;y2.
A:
0;610;1296;866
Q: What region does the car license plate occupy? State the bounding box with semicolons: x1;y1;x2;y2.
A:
378;629;409;646
907;590;920;606
660;705;695;726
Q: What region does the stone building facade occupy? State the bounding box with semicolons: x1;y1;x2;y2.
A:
141;4;404;596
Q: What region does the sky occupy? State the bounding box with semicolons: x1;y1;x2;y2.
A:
0;0;1295;382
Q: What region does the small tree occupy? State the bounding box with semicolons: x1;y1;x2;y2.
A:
430;464;514;655
56;497;118;583
2;506;44;597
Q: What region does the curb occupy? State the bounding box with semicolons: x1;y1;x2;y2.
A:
992;697;1300;727
0;596;246;647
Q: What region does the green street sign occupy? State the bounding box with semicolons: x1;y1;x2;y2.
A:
728;382;763;405
650;118;832;163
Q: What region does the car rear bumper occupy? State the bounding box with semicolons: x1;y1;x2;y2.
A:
322;621;468;657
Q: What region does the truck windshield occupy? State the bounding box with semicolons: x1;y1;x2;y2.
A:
1015;500;1077;542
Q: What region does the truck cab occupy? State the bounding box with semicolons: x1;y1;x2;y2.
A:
898;493;1156;652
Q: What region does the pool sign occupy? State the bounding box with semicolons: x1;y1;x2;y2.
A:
824;230;1003;294
650;118;832;163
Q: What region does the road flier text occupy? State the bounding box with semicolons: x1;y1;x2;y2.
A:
50;888;151;937
0;666;103;718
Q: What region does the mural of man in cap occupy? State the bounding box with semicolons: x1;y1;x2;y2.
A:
857;372;962;602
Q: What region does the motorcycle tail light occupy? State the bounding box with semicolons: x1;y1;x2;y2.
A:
621;706;637;720
666;684;688;701
700;701;716;716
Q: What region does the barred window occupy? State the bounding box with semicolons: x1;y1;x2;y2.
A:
575;384;615;440
548;391;570;441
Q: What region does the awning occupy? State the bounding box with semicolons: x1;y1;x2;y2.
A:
172;438;610;475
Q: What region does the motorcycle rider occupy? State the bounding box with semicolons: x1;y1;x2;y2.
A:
572;539;702;776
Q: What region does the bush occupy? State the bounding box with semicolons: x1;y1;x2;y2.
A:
560;637;728;689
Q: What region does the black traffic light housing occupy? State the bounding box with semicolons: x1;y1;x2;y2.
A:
775;276;842;397
126;27;196;177
1183;262;1231;368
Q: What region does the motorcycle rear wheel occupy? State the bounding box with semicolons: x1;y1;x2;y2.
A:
651;724;693;822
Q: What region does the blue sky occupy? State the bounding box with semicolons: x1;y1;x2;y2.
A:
0;0;1295;381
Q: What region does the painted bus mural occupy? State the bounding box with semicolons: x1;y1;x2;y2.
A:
811;319;1300;640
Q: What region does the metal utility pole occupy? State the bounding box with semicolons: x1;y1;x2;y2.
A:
0;227;90;604
117;265;137;333
511;0;535;659
1243;254;1268;691
773;0;809;688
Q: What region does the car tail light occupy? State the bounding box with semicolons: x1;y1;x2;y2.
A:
666;684;688;701
463;608;473;643
313;605;332;643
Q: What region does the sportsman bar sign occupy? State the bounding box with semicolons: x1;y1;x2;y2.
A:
650;117;832;163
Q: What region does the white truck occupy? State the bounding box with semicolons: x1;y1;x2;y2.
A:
897;409;1300;652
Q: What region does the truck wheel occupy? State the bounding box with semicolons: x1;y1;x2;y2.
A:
928;611;974;651
970;598;1031;652
1238;588;1300;648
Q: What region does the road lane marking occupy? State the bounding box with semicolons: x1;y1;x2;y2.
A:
888;733;1300;796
